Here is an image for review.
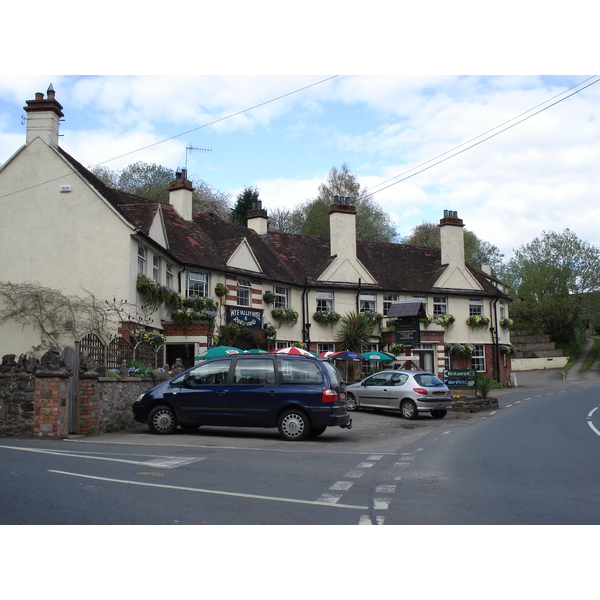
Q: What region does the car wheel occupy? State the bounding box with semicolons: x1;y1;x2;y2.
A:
278;409;310;441
346;394;359;411
400;400;418;420
430;410;447;419
148;405;178;434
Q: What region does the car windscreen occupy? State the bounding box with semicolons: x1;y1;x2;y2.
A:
414;373;445;387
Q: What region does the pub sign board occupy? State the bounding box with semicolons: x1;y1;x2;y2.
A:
394;318;421;345
443;368;477;398
227;307;263;329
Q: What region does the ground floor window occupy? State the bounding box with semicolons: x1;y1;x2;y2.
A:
471;344;486;371
317;342;335;354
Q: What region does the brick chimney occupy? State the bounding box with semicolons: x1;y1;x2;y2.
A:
168;168;194;221
329;196;357;260
247;200;268;235
439;209;465;268
23;84;64;147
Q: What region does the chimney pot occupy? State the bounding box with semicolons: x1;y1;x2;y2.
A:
35;92;43;100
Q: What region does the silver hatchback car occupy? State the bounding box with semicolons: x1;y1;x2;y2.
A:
346;370;452;419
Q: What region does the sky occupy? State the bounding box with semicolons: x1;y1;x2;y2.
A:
3;72;599;262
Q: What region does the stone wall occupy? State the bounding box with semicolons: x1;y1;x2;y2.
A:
0;372;36;437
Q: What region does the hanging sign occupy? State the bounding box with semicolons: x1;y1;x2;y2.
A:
394;318;421;345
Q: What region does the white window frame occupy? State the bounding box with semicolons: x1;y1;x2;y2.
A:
469;297;484;317
433;296;447;318
383;294;398;316
187;271;208;297
471;344;486;372
359;293;376;313
317;342;335;354
316;291;333;312
237;278;252;307
274;286;290;309
166;263;174;290
153;255;161;283
137;245;146;275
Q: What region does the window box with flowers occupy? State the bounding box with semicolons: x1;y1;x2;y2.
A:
313;310;341;328
435;314;456;329
420;314;434;328
500;318;514;330
466;315;491;329
363;310;383;330
137;273;182;311
271;307;299;326
169;308;218;332
445;342;475;358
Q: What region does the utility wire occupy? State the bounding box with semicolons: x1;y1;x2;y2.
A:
367;76;600;196
0;75;339;200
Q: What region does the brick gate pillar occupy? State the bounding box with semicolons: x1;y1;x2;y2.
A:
33;372;71;438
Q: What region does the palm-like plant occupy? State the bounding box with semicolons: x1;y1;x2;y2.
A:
335;312;371;353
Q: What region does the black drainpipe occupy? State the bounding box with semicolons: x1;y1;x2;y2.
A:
355;278;362;312
490;293;500;382
302;277;311;345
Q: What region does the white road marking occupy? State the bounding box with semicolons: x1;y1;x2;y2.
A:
0;445;202;468
317;493;342;504
49;470;369;510
394;462;411;468
359;515;385;525
373;498;391;510
356;461;376;468
587;407;600;436
344;469;365;478
367;455;385;460
330;481;353;491
376;485;396;493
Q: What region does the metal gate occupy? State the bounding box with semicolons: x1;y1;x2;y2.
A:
61;345;80;434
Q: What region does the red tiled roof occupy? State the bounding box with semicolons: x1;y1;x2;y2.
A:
57;146;509;299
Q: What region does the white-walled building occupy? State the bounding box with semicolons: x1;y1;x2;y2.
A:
0;86;514;382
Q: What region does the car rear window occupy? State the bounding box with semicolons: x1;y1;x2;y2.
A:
414;373;445;387
279;359;324;384
322;361;342;386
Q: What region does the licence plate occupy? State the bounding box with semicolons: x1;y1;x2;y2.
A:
340;392;346;399
433;392;445;396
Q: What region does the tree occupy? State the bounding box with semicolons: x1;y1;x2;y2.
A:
501;229;600;346
402;222;505;273
231;187;260;226
0;281;153;351
91;162;232;219
273;164;397;242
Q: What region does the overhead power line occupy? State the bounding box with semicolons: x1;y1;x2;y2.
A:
366;76;600;196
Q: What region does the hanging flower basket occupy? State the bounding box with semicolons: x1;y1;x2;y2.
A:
500;318;514;329
215;283;229;298
262;290;275;305
130;328;166;348
466;315;491;329
500;344;517;356
389;344;404;355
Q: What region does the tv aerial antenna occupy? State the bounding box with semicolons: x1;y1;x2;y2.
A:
185;145;211;172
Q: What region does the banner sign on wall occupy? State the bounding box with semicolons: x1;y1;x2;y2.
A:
227;307;263;329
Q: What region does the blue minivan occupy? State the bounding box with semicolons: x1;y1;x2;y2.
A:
132;354;352;441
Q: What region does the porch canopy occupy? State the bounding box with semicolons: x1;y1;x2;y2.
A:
386;301;427;319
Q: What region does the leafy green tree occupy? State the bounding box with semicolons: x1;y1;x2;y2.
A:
502;229;600;346
271;164;397;242
401;222;504;273
91;162;232;218
231;187;260;226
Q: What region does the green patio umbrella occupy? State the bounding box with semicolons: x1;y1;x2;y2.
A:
360;351;395;362
244;349;269;354
194;346;243;360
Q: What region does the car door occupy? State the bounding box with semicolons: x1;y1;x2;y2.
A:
357;372;394;407
163;359;231;425
387;372;410;408
226;357;279;426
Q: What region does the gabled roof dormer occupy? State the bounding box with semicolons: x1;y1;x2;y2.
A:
148;203;169;249
226;237;263;273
